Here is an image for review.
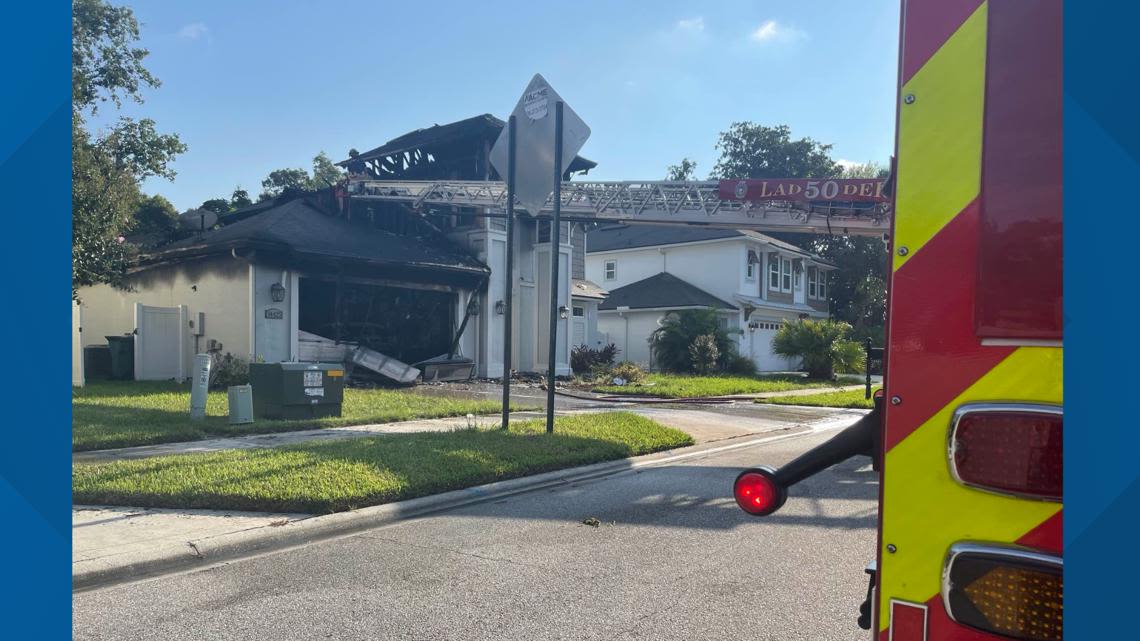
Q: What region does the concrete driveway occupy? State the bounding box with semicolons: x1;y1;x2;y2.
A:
73;426;879;641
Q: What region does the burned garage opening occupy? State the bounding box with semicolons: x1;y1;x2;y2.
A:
299;278;456;367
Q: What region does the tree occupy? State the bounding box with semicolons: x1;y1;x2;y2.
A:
259;168;310;201
650;308;736;373
310;151;343;189
258;152;344;201
666;158;698;181
72;0;185;292
711;123;839;180
688;334;720;375
199;198;231;215
230;187;253;210
771;319;865;379
131;194;178;235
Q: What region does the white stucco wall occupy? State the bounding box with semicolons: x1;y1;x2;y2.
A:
77;256;251;379
587;240;742;304
250;264;295;364
597;310;663;368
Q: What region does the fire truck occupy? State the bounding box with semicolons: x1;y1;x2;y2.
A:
732;1;1063;640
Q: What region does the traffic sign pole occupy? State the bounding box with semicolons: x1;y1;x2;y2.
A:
501;115;517;430
545;101;564;434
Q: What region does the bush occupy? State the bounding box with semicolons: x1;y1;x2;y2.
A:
209;352;249;389
650;308;736;373
608;361;646;385
688;334;720;375
771;319;865;379
571;343;620;375
723;352;758;376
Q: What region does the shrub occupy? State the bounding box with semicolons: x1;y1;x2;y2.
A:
771;319;866;379
209;352;249;389
571;343;620;375
723;352;758;376
688;334;720;375
650;308;735;373
608;361;646;385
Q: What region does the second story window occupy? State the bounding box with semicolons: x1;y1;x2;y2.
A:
768;257;780;289
808;269;817;298
818;271;827;300
604;260;616;281
781;258;793;292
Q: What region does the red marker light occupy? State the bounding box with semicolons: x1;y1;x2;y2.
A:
733;467;788;516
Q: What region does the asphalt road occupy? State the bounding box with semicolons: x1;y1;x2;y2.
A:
73;427;879;641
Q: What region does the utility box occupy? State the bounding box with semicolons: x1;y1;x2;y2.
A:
249;362;344;420
227;384;254;425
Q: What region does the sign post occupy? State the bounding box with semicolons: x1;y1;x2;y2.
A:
545;102;564;434
500;115;517;430
490;75;590;435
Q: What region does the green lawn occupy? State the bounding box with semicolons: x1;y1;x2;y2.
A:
72;412;693;513
755;387;880;409
592;373;851;398
73;381;531;452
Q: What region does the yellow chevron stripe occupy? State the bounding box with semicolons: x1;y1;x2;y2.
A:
892;2;988;272
877;347;1063;630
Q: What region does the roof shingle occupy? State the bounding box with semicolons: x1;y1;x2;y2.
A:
599;272;736;311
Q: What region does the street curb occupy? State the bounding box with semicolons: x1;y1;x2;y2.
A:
72;422;852;592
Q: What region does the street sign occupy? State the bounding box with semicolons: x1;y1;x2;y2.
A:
489;74;591;215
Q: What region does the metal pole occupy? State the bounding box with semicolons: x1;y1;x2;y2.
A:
501;115;517;430
864;337;873;400
545;102;564;434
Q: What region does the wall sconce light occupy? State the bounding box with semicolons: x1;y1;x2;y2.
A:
748;321;759;333
495;300;506;315
558;305;569;320
467;297;481;316
269;282;286;302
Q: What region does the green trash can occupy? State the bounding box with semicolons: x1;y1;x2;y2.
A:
105;335;135;380
248;362;345;420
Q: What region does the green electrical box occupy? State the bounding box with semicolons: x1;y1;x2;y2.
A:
249;362;345;420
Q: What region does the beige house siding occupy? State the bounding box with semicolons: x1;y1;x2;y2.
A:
77;256;251;378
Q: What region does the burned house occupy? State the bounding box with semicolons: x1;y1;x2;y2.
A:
76;114;605;382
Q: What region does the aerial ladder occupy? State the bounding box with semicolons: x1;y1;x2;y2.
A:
344;176;891;237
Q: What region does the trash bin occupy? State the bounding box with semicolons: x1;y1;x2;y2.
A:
83;345;112;380
248;362;344;420
105;335;135;380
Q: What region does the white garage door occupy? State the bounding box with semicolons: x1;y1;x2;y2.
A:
749;320;795;372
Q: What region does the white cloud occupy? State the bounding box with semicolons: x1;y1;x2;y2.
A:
177;22;209;41
675;17;705;33
836;158;863;170
749;20;805;45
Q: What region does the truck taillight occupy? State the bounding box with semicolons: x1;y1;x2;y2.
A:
942;543;1062;641
733;467;787;516
948;404;1062;501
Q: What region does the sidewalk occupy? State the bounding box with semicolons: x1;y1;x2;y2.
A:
72;405;867;590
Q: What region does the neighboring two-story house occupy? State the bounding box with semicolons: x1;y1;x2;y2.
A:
585;225;835;372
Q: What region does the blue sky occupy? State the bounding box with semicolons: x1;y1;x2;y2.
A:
101;1;901;211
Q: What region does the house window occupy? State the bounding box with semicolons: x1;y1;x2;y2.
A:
808;269;817;298
768;258;780;289
818;271;827;299
537;221;551;243
604;260;616;281
781;258;792;292
746;261;756;280
572;306;585;317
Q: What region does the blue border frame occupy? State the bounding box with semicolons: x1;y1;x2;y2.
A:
0;2;72;636
1065;1;1140;638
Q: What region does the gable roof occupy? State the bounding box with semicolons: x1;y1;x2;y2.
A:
138;198;488;278
599;272;737;311
587;224;832;265
340;113;597;175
